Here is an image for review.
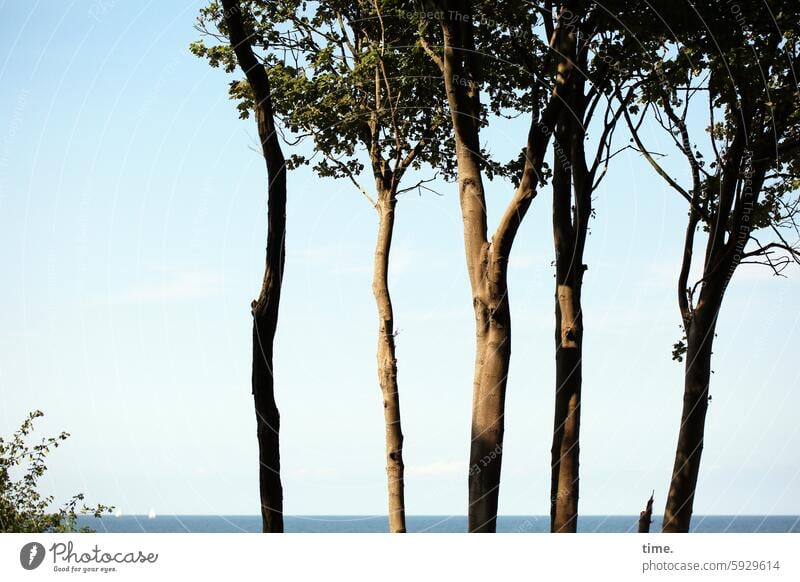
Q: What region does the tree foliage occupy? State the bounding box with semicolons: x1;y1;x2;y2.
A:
193;0;456;194
0;411;112;533
189;0;800;533
622;1;800;290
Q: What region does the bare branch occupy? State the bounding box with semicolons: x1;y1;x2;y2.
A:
396;174;442;197
742;239;800;264
327;154;376;208
589;85;635;187
620;97;710;223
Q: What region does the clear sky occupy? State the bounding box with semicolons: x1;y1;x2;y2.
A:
1;1;798;518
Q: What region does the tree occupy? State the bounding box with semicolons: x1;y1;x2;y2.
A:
193;0;290;532
194;0;451;532
547;4;638;532
622;0;800;532
266;1;451;533
0;411;112;533
420;0;579;532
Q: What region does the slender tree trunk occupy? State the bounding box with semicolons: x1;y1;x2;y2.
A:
639;492;654;533
250;104;287;535
372;193;406;533
550;281;582;532
661;145;766;532
549;83;588;534
222;0;287;533
662;301;718;533
252;293;284;533
468;253;512;533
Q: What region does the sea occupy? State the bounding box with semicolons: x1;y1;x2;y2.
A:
78;515;800;533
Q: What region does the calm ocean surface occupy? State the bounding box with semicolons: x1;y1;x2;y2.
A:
79;515;800;533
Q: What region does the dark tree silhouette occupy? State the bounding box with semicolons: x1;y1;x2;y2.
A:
205;0;290;532
622;0;800;533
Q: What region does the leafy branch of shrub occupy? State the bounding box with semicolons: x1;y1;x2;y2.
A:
0;411;113;533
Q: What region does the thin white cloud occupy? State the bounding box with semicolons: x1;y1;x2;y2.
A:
287;467;339;479
299;246;340;264
405;307;467;323
106;270;223;305
299;244;370;275
405;460;464;477
509;252;539;270
389;244;413;277
329;263;370;275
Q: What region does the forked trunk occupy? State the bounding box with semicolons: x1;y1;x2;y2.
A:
372;194;406;533
662;301;718;533
436;0;573;533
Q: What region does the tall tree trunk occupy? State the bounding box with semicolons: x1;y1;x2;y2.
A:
222;0;286;533
372;193;406;533
468;252;512;533
252;253;284;534
249;75;287;537
662;299;719;533
660;143;767;532
436;0;574;532
250;119;287;532
436;3;505;533
549;64;589;534
550;279;583;532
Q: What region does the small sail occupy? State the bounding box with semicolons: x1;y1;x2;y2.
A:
115;508;123;518
147;508;156;519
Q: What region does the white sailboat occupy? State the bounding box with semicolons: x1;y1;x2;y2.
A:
115;508;123;518
147;508;157;519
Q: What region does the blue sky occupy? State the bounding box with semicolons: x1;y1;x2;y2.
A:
1;1;798;518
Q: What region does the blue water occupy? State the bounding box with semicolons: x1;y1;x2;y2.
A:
79;515;800;533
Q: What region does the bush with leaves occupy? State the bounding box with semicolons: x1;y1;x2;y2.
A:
0;411;112;533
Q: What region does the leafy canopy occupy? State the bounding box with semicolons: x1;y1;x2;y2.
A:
192;0;454;193
622;0;800;236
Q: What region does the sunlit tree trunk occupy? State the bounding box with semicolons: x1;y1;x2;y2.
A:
435;1;574;532
467;251;513;533
372;191;406;533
